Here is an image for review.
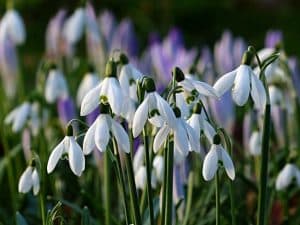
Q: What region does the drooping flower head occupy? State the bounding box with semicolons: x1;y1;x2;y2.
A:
213;49;266;109
47;124;85;176
18;159;40;195
81;59;124;117
202;134;235;181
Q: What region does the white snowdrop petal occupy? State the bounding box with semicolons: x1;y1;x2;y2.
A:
95;115;110;152
12;102;31;132
213;70;236;97
220;146;235;180
153;125;170;153
18;167;33;193
106;78;123;115
185;122;200;153
193;80;218;98
111;119;130;153
250;73;266;109
153;155;164;182
155;93;176;129
132;96;149;137
4;107;19;125
202;145;219;181
83;119;97;155
232;65;251;106
148;115;164;128
76;73;100;106
179;79;194;92
133;145;145;172
4;10;26;44
119;65;131;94
203;120;217;144
47;139;65;173
275;164;296;190
187;114;201;138
135;166;147;190
249;131;262;156
32;169;40;195
80;83;102;116
174;122;189;156
68;137;85;176
63;8;85;44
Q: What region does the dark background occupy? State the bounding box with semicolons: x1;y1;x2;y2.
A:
1;0;300;71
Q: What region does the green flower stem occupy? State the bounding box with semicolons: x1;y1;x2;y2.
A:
256;102;271;225
182;172;194;225
161;141;169;223
164;140;174;225
142;128;155;225
218;128;236;225
215;170;220;225
125;130;142;225
111;139;131;225
2;131;16;221
104;151;111;225
294;97;300;148
39;191;46;225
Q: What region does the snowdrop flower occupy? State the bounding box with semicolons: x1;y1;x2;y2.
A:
249;129;262;156
276;163;300;191
83;103;130;154
153;107;200;158
119;53;142;101
174;67;218;98
153;155;164;182
269;85;283;106
62;7;85;45
47;125;85;176
132;77;176;137
135;166;147;190
202;134;235;181
5;101;31;132
133;145;145;172
45;65;68;103
18;161;40;195
118;53;142;124
76;67;100;106
135;166;157;190
1;9;26;45
81;60;124;116
187;102;216;146
213;50;266;109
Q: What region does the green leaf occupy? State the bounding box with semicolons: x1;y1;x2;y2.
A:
81;206;90;225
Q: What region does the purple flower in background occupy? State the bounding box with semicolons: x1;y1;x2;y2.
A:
98;10;116;50
86;3;106;72
150;28;197;84
197;46;215;83
288;57;300;100
265;30;282;48
233;37;247;67
0;36;18;98
111;19;138;58
57;96;76;126
214;30;234;74
209;92;235;134
45;9;66;59
86;108;100;126
214;30;247;75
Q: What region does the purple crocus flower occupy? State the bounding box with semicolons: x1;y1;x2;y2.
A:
86;3;106;72
0;36;18;98
265;30;282;48
57;96;76;126
110;18;138;58
45;9;66;59
98;10;117;50
197;46;215;83
86;107;100;126
150;28;197;84
209;92;235;134
233;37;247;67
